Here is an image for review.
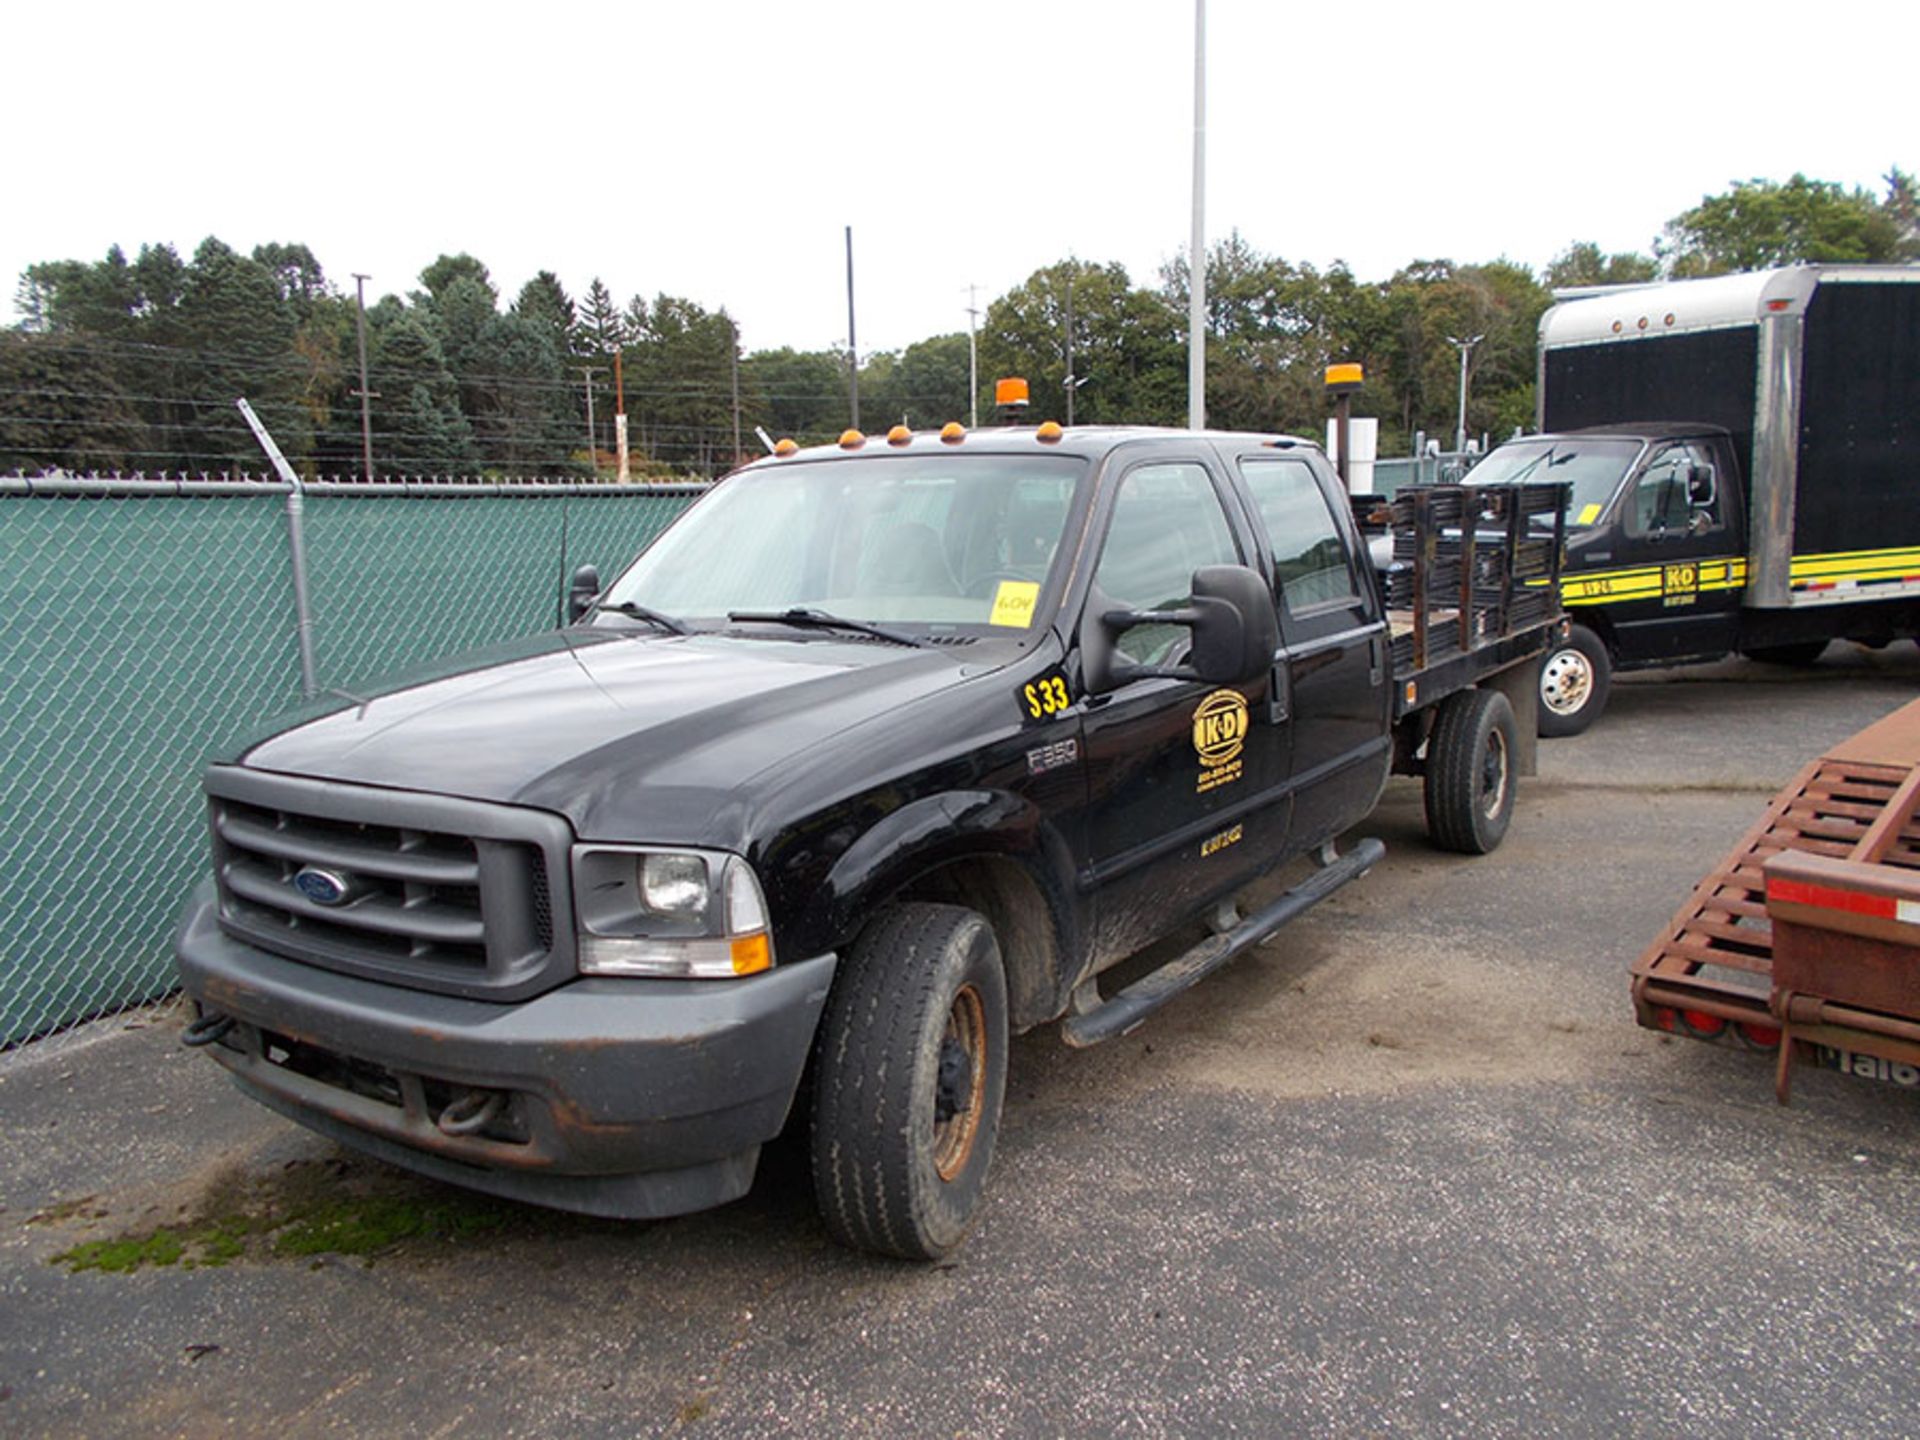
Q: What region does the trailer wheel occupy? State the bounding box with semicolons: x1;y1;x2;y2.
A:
809;903;1008;1261
1425;688;1517;855
1538;623;1610;738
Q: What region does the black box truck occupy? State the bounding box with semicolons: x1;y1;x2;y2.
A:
1468;265;1920;734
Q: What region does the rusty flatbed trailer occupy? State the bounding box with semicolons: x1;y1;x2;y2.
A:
1631;696;1920;1101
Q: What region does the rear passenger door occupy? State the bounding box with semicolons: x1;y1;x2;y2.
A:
1235;452;1391;850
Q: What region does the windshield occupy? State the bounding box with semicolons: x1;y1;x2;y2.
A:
1466;438;1643;529
600;453;1087;631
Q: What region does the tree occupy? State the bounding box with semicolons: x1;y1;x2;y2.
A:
368;311;478;472
1544;242;1658;290
574;278;628;357
418;253;496;305
512;271;576;357
980;259;1184;427
624;295;743;473
860;333;972;430
1659;174;1916;276
743;347;846;443
0;331;151;472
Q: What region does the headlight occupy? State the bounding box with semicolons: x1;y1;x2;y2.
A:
572;845;774;979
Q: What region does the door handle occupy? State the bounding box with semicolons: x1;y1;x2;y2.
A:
1368;634;1384;688
1267;659;1291;724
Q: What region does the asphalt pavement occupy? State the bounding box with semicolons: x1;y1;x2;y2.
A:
4;643;1919;1437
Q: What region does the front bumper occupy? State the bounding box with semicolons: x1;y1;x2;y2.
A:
173;881;835;1219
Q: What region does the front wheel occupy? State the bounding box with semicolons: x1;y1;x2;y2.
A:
1425;688;1518;855
1538;623;1611;738
810;903;1008;1261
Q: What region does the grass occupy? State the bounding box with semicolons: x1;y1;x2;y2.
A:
45;1160;520;1275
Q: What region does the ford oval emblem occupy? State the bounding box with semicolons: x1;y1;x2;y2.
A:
293;866;352;907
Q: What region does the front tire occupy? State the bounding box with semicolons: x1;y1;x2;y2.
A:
1538;623;1611;738
810;903;1008;1261
1425;688;1518;855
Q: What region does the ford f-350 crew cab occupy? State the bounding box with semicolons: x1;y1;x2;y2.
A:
176;424;1564;1260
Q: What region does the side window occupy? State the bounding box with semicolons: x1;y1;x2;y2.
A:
1629;443;1720;537
1240;458;1359;613
1093;462;1241;665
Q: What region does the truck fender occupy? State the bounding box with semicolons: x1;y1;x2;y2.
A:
819;790;1081;1025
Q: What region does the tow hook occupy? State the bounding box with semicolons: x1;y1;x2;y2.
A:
437;1088;506;1137
182;1010;236;1048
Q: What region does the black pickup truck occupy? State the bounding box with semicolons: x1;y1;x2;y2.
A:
175;424;1564;1259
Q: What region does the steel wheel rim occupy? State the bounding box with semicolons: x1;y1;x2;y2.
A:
1479;725;1510;820
932;983;988;1181
1541;647;1593;715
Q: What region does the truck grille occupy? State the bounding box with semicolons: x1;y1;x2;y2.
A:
205;767;574;1000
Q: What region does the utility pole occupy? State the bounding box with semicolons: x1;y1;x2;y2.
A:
844;225;859;430
351;273;376;479
579;366;601;476
965;283;980;428
1187;0;1207;431
1446;333;1483;453
613;348;630;482
729;314;742;469
1063;276;1077;427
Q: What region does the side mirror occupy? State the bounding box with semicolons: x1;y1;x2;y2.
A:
1083;563;1279;694
1187;565;1282;685
1686;464;1716;508
566;563;601;624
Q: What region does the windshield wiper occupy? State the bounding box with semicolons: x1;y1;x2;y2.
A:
597;600;689;634
726;607;926;649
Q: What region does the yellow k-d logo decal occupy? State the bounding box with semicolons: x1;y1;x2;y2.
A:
1664;563;1698;595
1193;690;1248;766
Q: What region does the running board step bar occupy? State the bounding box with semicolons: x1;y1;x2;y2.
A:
1061;837;1386;1048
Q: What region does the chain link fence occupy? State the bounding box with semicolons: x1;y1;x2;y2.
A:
0;475;704;1046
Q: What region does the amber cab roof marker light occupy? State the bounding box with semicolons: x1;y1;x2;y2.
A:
773;437;799;456
886;425;912;446
1035;421;1064;443
839;429;866;450
939;422;967;444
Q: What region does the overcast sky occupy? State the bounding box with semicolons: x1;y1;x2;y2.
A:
7;1;1908;355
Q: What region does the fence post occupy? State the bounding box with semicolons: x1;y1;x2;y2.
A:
236;399;320;700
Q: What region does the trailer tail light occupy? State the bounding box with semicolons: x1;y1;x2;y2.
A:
1768;876;1920;926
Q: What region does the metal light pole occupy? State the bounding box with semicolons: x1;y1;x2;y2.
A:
350;273;375;480
1187;0;1207;431
965;283;980;429
1447;333;1483;454
1063;276;1076;427
729;314;742;468
844;226;859;430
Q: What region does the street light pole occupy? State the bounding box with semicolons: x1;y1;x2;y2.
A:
1187;0;1207;431
1446;333;1483;454
965;282;980;429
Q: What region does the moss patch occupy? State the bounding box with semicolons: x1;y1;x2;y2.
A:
44;1158;522;1275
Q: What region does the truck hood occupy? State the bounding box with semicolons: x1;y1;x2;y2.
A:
237;629;983;841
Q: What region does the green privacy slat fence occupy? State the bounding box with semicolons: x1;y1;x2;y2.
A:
0;478;703;1046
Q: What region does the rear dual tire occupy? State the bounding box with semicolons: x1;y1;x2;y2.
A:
1425;688;1518;855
